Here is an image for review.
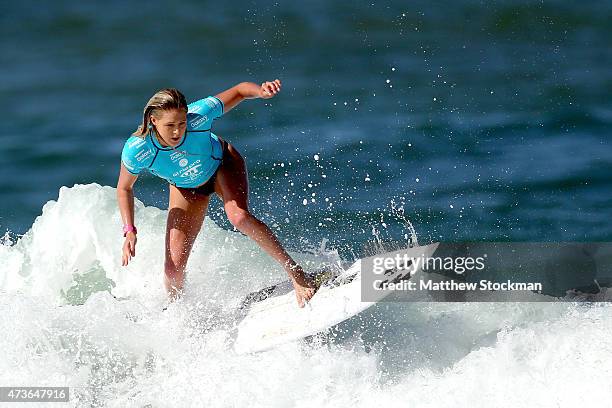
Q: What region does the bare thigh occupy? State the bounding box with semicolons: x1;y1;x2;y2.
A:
213;141;249;212
165;184;211;270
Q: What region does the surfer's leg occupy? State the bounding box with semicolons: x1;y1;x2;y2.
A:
164;184;210;300
213;142;298;273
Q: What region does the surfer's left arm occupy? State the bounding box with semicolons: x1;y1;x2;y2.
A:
214;80;281;112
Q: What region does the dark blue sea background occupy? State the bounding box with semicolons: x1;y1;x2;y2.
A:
2;0;611;255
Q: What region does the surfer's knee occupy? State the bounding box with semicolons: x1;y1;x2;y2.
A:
227;208;252;231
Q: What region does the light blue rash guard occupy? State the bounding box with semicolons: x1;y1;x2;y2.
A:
121;96;224;188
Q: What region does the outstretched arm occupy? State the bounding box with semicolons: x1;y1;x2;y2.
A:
214;80;281;113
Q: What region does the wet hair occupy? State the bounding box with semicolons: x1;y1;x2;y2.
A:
133;88;188;137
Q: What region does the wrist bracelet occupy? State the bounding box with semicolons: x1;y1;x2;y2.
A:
123;224;137;237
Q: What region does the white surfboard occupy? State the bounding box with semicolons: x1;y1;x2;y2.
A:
233;243;439;354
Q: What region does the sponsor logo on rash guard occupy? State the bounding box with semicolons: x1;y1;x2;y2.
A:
173;159;202;179
135;149;153;162
128;138;147;149
181;164;202;179
205;98;219;110
169;151;185;162
190;115;208;129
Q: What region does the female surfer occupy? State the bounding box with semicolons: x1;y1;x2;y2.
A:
116;81;316;307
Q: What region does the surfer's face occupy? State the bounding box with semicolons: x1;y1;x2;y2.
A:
151;109;187;148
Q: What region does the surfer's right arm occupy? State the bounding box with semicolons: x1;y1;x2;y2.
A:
117;163;139;266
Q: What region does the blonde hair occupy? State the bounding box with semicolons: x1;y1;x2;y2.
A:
133;88;188;137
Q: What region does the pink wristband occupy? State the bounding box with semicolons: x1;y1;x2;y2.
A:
123;224;137;237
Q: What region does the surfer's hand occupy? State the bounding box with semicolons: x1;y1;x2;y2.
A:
259;79;281;99
121;232;137;266
291;274;317;308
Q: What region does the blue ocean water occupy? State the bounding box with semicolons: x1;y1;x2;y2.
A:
1;2;612;406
